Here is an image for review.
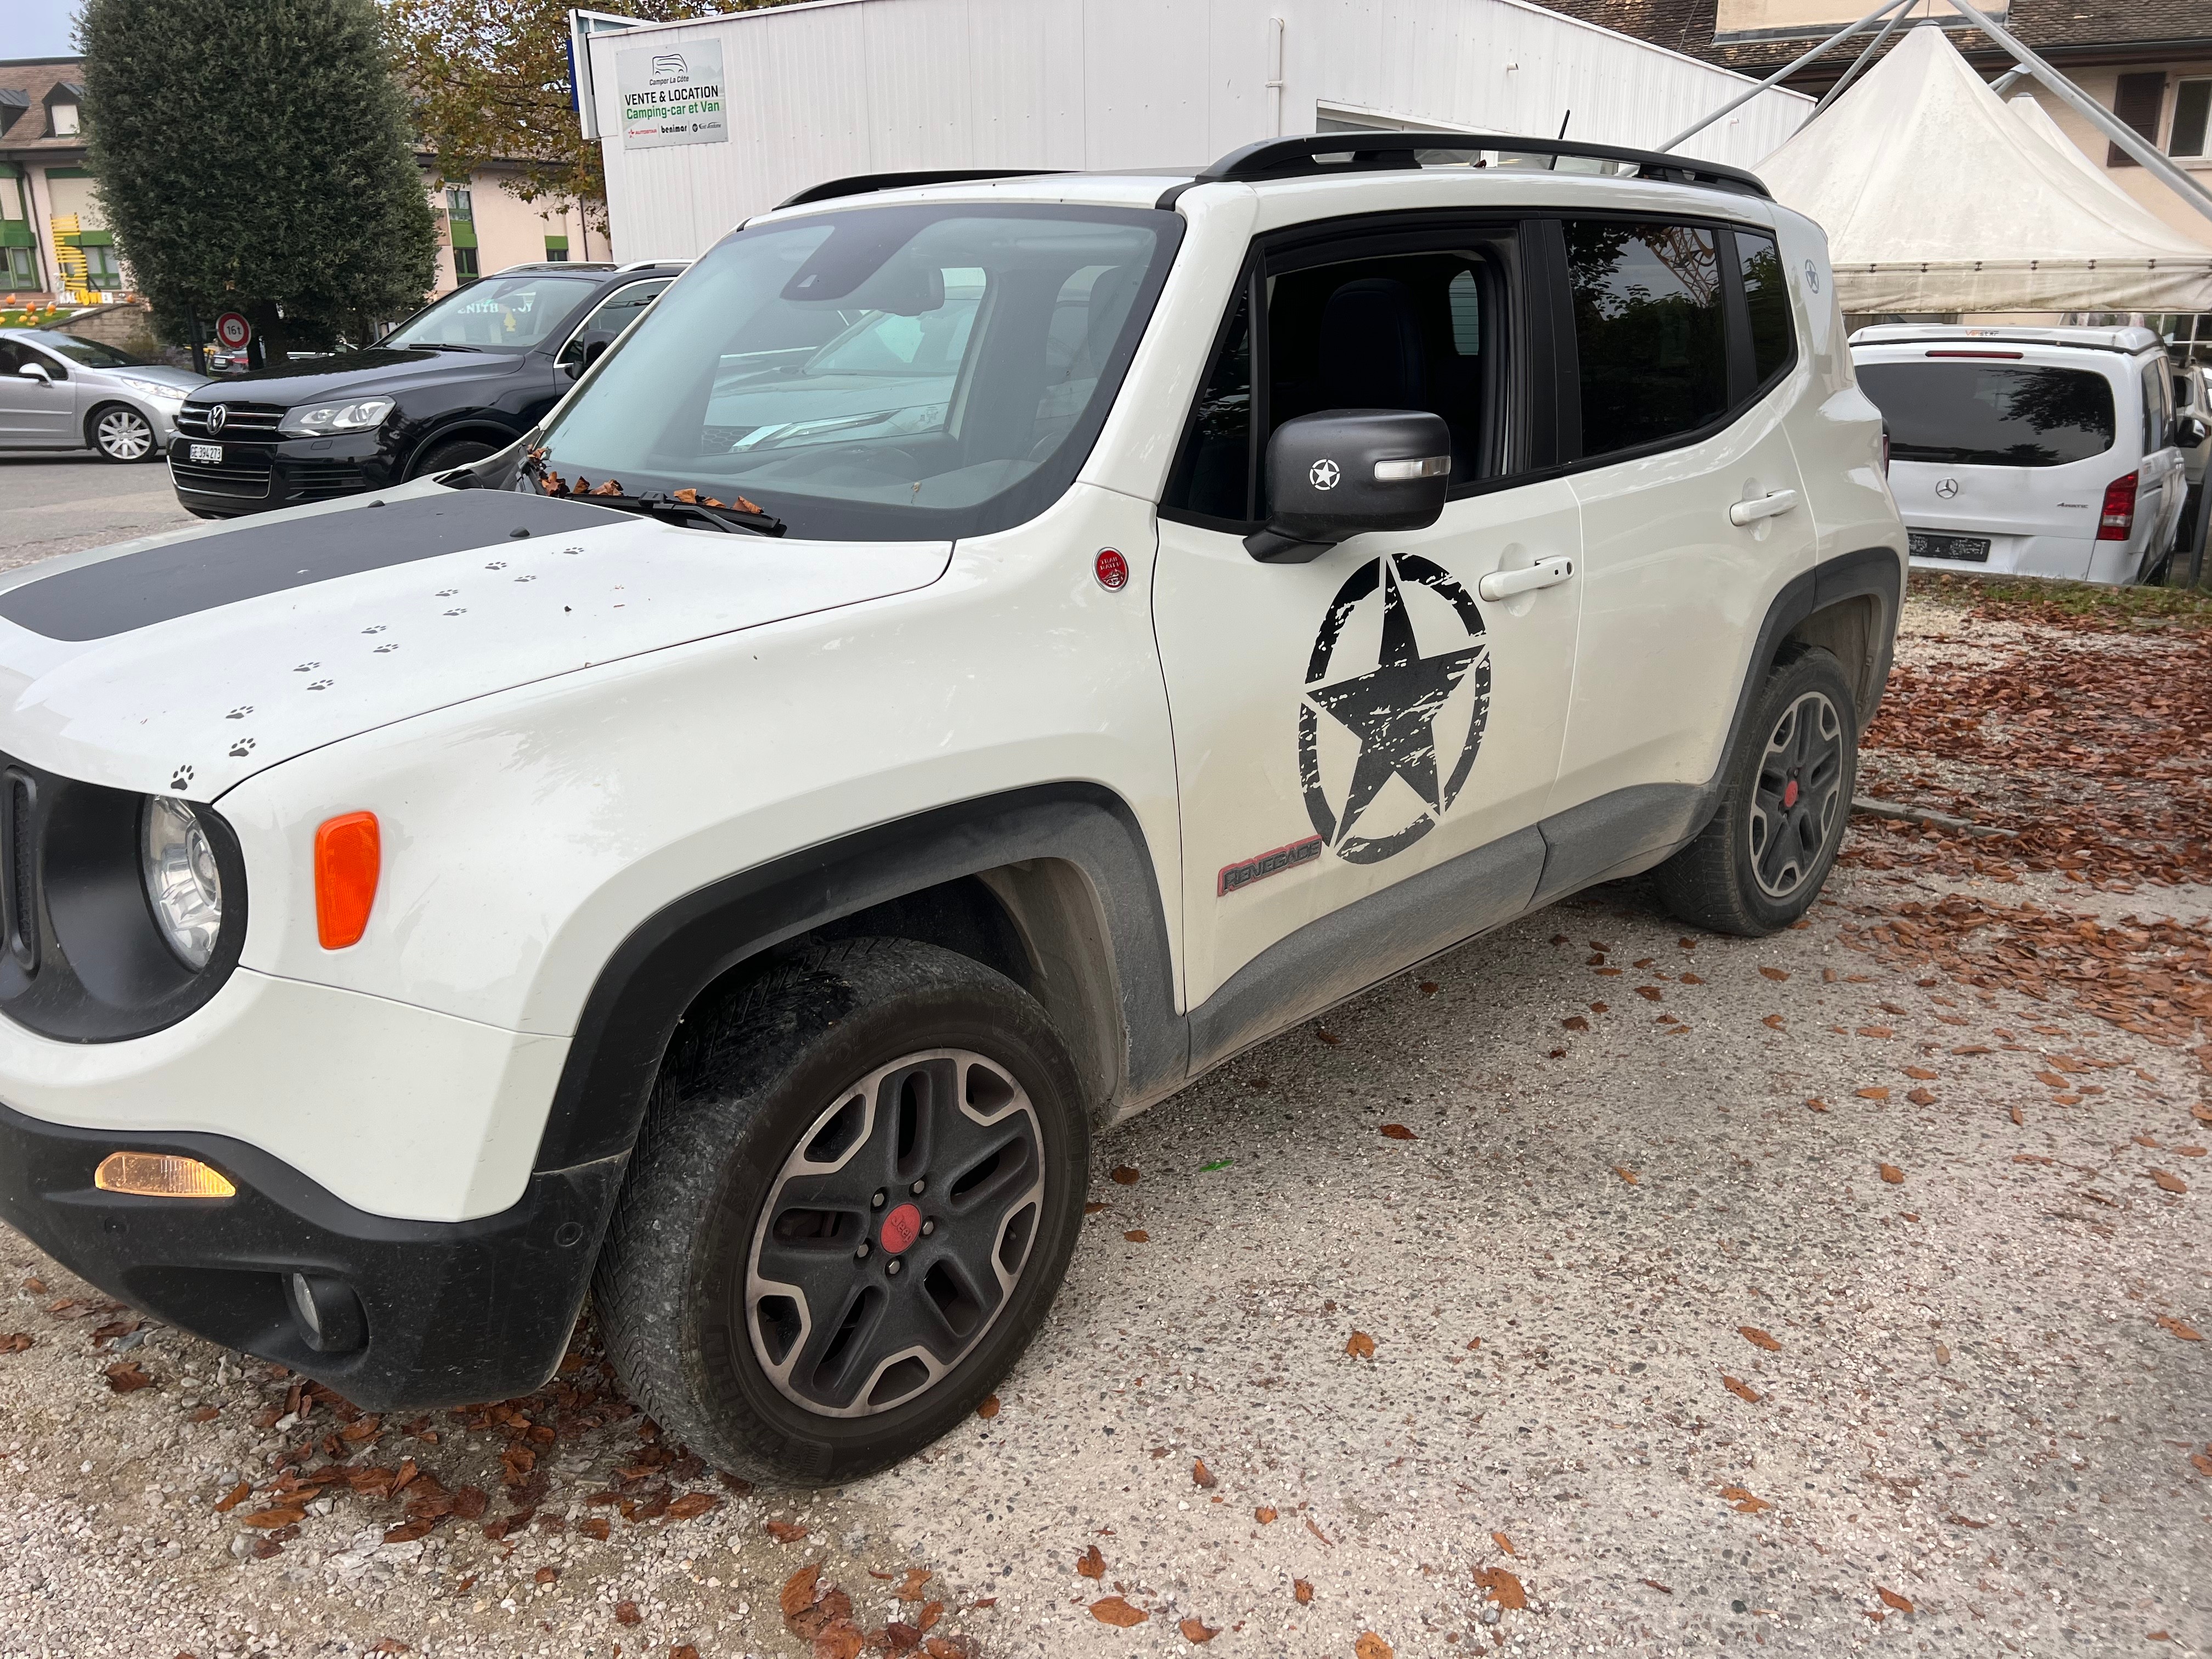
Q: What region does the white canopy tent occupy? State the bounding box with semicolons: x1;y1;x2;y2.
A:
1756;25;2212;313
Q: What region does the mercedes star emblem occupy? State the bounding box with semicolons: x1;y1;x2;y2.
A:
1309;458;1340;491
1936;477;1959;499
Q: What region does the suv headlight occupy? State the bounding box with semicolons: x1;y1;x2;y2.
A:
142;797;223;969
280;396;393;437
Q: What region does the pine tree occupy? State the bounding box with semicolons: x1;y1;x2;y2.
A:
80;0;439;357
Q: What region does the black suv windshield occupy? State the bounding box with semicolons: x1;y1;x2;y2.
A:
1857;360;2117;467
533;203;1181;540
382;273;605;352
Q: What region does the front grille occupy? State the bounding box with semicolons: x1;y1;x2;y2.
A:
288;460;368;501
171;459;272;500
2;770;37;975
176;401;286;438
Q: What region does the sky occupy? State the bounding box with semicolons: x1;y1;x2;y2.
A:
7;0;83;59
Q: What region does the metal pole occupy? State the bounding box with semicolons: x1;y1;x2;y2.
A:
1809;1;1910;120
1988;64;2031;96
1939;0;2212;224
1657;0;1915;153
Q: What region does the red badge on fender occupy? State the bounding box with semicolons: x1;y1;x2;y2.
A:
881;1202;922;1254
1094;548;1128;590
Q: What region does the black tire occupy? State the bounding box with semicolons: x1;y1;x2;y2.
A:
592;936;1088;1486
408;438;497;479
88;403;157;462
1655;645;1857;937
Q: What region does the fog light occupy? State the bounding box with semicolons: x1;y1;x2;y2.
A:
286;1272;366;1353
93;1152;235;1198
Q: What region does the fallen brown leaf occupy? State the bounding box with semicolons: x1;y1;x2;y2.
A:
665;1492;720;1521
1561;1015;1589;1031
1379;1123;1416;1140
1857;1087;1891;1101
1090;1596;1147;1627
104;1361;152;1393
1722;1374;1762;1403
213;1481;251;1513
1110;1166;1140;1186
1879;1163;1905;1184
1254;1506;1277;1524
1077;1543;1105;1578
1293;1579;1314;1605
1737;1325;1781;1351
1472;1566;1527;1609
1876;1586;1915;1613
614;1602;642;1627
1491;1530;1515;1556
977;1394;1001;1418
1908;1088;1937;1106
896;1567;932;1602
1345;1330;1376;1359
1354;1634;1393;1659
1192;1458;1217;1489
1613;1166;1639;1185
1904;1065;1938;1080
1719;1485;1771;1514
1122;1229;1149;1243
2148;1169;2188;1193
1759;966;1790;981
765;1519;809;1543
1179;1617;1220;1644
1643;1578;1674;1594
1762;1013;1787;1030
1316;1029;1342;1046
239;1506;305;1530
2154;1314;2203;1341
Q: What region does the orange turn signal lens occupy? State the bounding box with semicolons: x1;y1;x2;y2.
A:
314;811;381;950
94;1152;236;1199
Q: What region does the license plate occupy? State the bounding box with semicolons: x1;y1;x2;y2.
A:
188;442;223;465
1909;532;1990;563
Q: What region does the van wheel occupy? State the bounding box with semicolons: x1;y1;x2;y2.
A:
1655;646;1857;938
593;937;1087;1486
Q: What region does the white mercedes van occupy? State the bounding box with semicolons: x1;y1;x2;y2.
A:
1851;324;2202;585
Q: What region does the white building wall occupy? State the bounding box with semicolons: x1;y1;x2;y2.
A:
588;0;1812;262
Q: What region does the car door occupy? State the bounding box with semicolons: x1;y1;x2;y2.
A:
1151;221;1582;1062
1549;216;1819;823
2138;354;2184;557
0;339;76;444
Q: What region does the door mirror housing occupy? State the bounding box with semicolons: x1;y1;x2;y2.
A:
1244;410;1452;563
16;363;51;386
2176;412;2208;449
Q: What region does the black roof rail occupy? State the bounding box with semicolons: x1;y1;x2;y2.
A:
1171;133;1770;201
777;168;1065;210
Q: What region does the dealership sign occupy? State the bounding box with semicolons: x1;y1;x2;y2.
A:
617;41;728;149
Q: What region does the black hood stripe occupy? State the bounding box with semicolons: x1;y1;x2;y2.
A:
0;493;629;643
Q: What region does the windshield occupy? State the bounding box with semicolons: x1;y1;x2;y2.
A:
381;273;604;352
1858;360;2117;467
533;204;1180;540
38;332;145;368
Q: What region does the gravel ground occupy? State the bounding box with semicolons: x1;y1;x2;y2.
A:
0;563;2205;1657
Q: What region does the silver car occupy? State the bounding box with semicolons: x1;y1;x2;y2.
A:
0;327;208;461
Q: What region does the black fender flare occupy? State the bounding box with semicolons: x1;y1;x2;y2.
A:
400;419;526;479
531;783;1183;1174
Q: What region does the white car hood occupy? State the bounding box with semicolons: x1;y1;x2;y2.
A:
0;489;951;800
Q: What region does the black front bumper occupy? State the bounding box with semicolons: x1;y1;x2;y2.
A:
0;1102;626;1409
167;435;396;516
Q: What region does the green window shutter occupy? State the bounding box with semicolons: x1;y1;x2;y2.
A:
448;220;478;250
43;166;92;179
73;229;112;246
544;234;568;251
0;223;32;249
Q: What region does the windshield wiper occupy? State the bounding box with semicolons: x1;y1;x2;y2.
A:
402;342;489;353
554;486;786;538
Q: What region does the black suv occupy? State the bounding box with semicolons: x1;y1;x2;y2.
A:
168;261;685;517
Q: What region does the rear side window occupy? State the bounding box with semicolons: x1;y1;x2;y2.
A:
2142;359;2173;450
1735;230;1792;390
1562;221;1728;457
1855;362;2116;467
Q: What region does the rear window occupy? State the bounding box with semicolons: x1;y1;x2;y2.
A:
1856;360;2115;467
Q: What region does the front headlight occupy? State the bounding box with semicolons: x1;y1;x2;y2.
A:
280;396;394;437
116;375;185;403
142;797;223;969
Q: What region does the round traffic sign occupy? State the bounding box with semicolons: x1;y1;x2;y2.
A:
213;312;252;351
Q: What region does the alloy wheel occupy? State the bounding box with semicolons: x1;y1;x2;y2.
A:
95;408;155;461
745;1048;1045;1418
1747;689;1844;899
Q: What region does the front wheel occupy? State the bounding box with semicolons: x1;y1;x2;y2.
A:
89;404;157;462
1655;645;1857;936
409;438;497;479
592;937;1088;1485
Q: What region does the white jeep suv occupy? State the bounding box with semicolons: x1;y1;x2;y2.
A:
0;135;1902;1484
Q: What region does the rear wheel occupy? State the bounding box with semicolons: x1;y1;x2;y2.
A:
592;937;1087;1485
89;404;156;462
1655;646;1857;937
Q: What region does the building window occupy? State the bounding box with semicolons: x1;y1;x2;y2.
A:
2;246;33;287
50;101;79;137
545;235;569;263
84;244;121;289
2109;72;2166;167
453;245;479;282
2174;79;2211;160
445;186;473;222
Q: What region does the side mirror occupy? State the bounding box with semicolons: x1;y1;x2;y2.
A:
2177;413;2208;449
16;363;51;386
1244;410;1452;564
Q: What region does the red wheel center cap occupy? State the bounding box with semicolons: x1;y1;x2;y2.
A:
1782;778;1799;809
881;1203;922;1255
